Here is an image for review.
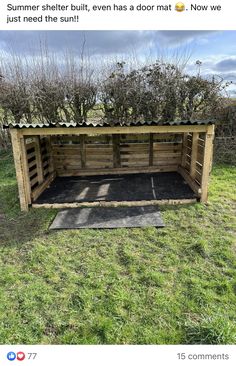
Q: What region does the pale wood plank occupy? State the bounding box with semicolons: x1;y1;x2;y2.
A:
200;126;215;202
112;134;121;168
20;136;32;205
20;125;209;136
56;165;178;176
34;136;44;184
10;129;29;211
80;135;86;169
32;198;197;209
181;133;188;168
190;132;199;179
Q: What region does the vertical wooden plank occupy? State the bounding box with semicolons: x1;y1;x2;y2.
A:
20;136;32;205
80;135;86;169
200;125;215;203
34;136;44;184
45;136;55;174
190;132;199;178
181;133;188;168
149;133;153;166
10;129;29;211
113;134;121;168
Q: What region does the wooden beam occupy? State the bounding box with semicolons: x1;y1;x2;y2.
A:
20;136;32;205
46;137;55;174
149;133;153;166
10;129;29;211
200;126;215;203
181;133;189;168
80;135;86;169
34;136;44;184
32;198;197;209
190;132;199;179
178;166;201;197
19;124;210;136
112;134;121;168
57;165;178;177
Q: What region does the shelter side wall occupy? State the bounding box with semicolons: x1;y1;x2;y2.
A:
24;136;56;202
51;133;183;176
179;126;215;201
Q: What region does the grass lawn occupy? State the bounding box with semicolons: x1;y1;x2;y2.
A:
0;150;236;345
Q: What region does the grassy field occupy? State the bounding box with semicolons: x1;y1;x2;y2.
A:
0;150;236;345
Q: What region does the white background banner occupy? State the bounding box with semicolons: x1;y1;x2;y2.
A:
0;345;236;365
0;0;235;30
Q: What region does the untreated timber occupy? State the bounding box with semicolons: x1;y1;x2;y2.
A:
32;198;197;209
80;135;86;168
190;132;199;179
200;125;215;202
10;129;29;211
112;134;121;168
34;136;44;184
56;165;178;177
149;133;153;166
20;136;32;205
18;125;210;136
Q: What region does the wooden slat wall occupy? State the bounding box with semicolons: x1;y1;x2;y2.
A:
180;132;206;191
25;137;40;192
25;136;54;197
120;134;149;167
40;137;53;179
52;133;183;176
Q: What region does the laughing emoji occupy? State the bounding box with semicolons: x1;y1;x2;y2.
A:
175;2;185;12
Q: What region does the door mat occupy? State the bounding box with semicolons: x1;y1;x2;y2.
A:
50;205;165;229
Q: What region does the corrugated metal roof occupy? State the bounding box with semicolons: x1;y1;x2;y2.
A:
3;119;213;129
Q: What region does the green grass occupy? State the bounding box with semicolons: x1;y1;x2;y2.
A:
0;150;236;344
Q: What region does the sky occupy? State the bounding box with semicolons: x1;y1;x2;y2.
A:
0;30;236;94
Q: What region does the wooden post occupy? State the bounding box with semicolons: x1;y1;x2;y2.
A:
181;133;188;168
10;129;29;211
46;136;55;174
149;133;153;166
80;135;86;168
34;136;44;184
190;132;199;179
200;125;215;203
20;136;32;205
113;134;121;168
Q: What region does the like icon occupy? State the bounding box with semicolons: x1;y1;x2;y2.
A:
7;352;16;361
17;352;25;361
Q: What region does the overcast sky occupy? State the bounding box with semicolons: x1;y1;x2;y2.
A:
0;30;236;94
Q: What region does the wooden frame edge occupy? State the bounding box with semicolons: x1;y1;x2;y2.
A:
32;198;197;209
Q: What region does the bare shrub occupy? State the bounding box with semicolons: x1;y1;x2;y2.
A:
31;54;66;123
0;56;32;124
102;61;227;123
63;52;97;124
0;53;228;129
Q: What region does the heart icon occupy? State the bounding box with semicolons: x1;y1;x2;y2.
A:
17;352;25;361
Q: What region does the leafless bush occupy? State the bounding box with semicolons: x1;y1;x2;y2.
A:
63;53;97;124
31;53;66;123
0;55;32;124
102;61;227;123
0;52;228;131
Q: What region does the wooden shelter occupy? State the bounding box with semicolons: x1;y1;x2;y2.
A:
6;121;215;211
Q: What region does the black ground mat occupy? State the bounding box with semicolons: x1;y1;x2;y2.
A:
49;205;165;229
36;172;196;204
